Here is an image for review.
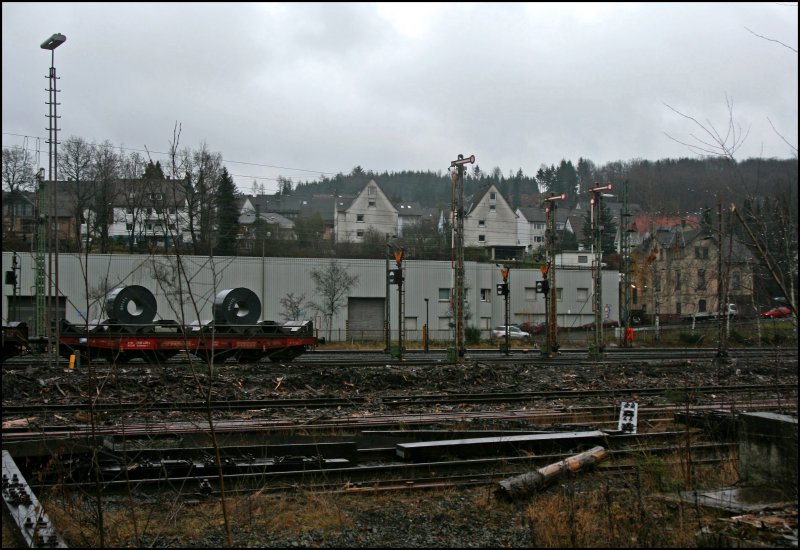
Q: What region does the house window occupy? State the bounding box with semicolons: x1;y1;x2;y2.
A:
478;219;485;227
697;269;706;290
368;199;376;207
489;192;496;200
146;224;153;231
525;287;536;301
699;299;707;313
126;207;133;214
438;288;450;301
676;271;681;290
368;186;376;196
357;214;364;222
356;229;364;237
556;288;563;300
577;288;589;301
578;255;588;264
478;234;485;242
480;288;491;302
676;302;682;316
480;317;491;330
168;223;176;230
655;275;661;292
126;223;133;231
534;223;545;230
534;236;543;243
489;204;496;212
168;207;176;214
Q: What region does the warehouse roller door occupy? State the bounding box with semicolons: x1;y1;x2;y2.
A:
347;298;385;341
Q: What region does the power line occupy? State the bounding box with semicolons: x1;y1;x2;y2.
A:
2;131;338;177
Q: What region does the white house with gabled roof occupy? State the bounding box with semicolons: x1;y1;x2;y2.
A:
334;179;398;243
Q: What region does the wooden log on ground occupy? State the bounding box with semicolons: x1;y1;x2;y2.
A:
496;445;608;501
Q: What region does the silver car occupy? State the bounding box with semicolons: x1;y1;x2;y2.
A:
490;325;531;341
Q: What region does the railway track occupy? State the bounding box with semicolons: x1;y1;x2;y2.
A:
2;345;795;370
2;383;795;418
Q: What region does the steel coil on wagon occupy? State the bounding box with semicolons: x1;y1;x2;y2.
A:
212;288;261;325
105;285;158;324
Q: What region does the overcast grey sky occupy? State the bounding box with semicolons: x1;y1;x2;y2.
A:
3;2;797;194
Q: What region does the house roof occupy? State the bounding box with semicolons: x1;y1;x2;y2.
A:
238;210;294;228
247;193;339;223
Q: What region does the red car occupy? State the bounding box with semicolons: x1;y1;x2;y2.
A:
519;321;556;335
761;306;791;318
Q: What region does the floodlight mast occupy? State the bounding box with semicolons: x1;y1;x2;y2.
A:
41;33;65;364
542;193;566;356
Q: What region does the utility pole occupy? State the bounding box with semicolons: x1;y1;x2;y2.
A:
396;249;405;360
384;237;391;353
449;153;475;359
716;202;728;357
589;183;613;358
620;180;633;346
542;193;566;356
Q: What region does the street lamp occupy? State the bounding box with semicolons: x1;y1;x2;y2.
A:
424;298;429;353
42;32;65;362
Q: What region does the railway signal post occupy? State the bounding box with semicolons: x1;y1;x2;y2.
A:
450;153;475;360
388;248;405;360
542;193;566;357
589;183;613;358
496;264;511;355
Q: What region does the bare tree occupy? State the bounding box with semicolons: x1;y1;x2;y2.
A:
663;94;750;162
59;136;96;249
309;261;359;340
2;146;35;239
1;146;34;193
179;142;222;254
90;141;121;253
280;292;307;321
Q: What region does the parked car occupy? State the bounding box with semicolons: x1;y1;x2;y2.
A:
582;319;620;329
490;325;531;341
761;306;791;319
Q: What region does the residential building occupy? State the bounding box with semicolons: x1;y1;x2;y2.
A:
463;184;521;259
631;226;754;321
334;180;398;243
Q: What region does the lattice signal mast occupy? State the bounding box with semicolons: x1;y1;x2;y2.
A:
542;193;566;356
449;154;475;357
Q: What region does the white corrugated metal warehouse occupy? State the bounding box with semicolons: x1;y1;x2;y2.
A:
2;252;619;342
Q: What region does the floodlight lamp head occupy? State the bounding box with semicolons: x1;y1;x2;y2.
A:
41;33;66;50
